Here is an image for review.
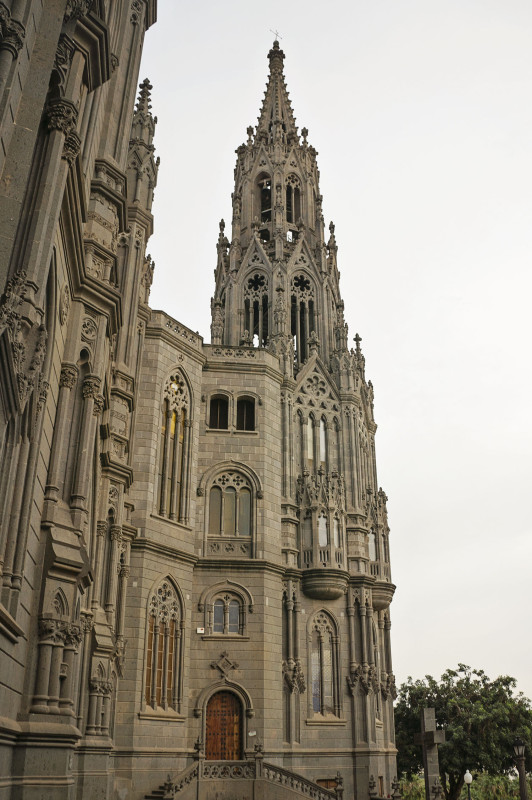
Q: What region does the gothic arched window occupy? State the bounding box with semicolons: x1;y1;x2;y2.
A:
208;472;252;538
291;273;315;367
286;174;301;224
244;273;269;347
157;373;190;522
144;579;184;714
213;596;242;635
198;582;254;637
258;174;271;223
309;611;341;718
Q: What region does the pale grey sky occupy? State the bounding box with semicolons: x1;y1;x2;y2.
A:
140;1;532;701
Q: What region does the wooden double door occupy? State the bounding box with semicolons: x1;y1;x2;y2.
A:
205;691;242;760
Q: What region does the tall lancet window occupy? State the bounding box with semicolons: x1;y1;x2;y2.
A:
291;273;316;368
144;579;184;714
258;174;272;223
286;174;301;224
309;611;341;717
244;273;269;346
157;373;190;522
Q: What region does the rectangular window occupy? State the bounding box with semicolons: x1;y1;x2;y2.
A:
236;398;255;431
213;600;224;633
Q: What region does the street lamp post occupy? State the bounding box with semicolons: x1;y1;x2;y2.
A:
464;770;472;800
513;738;529;800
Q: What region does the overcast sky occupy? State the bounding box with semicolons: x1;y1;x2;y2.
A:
140;1;532;702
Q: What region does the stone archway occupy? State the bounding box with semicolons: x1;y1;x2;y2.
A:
205;691;243;760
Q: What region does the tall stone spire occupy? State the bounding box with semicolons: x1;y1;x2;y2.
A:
211;41;345;372
255;40;298;146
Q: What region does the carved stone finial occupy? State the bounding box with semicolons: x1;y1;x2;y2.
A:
268;39;285;73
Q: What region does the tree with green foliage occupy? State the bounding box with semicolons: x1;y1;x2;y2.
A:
400;772;532;800
395;665;532;800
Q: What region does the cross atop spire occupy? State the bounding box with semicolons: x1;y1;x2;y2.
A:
255;41;298;144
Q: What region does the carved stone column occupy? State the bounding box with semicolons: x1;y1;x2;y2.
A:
59;623;82;716
104;524;122;623
91;521;107;610
70;375;101;513
45;364;78;502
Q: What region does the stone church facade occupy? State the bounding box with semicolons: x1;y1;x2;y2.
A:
0;4;398;799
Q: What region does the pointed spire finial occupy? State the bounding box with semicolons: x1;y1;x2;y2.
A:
268;39;285;73
354;333;362;354
131;78;157;148
135;78;152;115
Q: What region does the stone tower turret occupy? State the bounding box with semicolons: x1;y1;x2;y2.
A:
211;41;343;374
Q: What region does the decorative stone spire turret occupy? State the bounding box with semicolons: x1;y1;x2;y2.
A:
127;78;159;211
255;40;298;146
131;78;156;146
210;42;346;373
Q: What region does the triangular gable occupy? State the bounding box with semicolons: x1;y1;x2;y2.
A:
294;358;340;414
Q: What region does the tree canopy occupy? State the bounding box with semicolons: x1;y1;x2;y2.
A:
395;664;532;800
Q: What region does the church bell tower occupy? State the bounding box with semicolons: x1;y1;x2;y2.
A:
208;41;397;796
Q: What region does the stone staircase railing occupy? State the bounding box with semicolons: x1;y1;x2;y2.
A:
262;761;341;800
146;753;344;800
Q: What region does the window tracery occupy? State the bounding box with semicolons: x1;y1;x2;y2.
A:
198;582;253;637
244;273;269;347
309;611;341;718
208;472;252;538
291;273;316;367
144;579;184;713
157;372;190;522
286;174;301;224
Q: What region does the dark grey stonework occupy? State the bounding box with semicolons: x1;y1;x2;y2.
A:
0;6;397;799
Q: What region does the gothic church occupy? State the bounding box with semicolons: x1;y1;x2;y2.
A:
0;4;398;799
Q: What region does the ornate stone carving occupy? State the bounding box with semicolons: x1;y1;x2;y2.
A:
283;659;306;693
0;4;26;57
140;255;154;303
130;0;142;24
203;763;255;780
60;364;78;389
149;580;180;624
81;316;98;342
59;284;70;325
82;376;101;400
45;99;78;136
0;268;26;333
381;672;397;700
163;372;188;412
347;663;379;696
62;129;81;164
108;485;119;509
64;0;94;22
93;394;105;415
210;651;238;679
52;35;75;97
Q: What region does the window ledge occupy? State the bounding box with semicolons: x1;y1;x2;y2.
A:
138;708;186;722
305;716;346;727
0;602;25;642
150;513;192;531
205;428;258;435
201;634;250;641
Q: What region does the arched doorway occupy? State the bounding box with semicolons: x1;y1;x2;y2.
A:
205;691;242;760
